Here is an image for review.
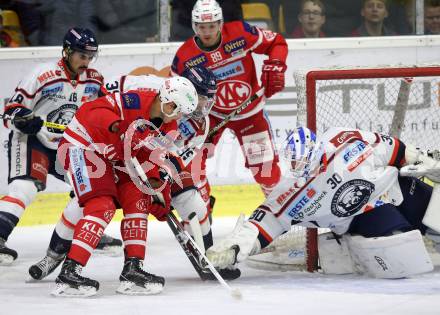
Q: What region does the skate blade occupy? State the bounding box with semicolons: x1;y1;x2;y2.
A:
0;254;15;266
116;281;163;296
94;246;123;257
51;283;97;297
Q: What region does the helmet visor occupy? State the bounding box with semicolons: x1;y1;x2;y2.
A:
280;138;323;179
190;95;214;119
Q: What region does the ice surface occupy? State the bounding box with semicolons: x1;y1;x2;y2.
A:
1;218;440;315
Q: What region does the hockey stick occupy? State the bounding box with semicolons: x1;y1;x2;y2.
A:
166;211;242;299
0;113;67;131
207;88;264;137
130;156;242;298
173;89;264;167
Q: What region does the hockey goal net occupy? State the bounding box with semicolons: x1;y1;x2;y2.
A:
248;65;440;272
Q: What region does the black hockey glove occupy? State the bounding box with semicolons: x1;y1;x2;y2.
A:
6;107;44;135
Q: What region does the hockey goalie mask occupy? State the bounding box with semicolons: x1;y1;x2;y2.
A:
159;76;198;118
281;127;324;179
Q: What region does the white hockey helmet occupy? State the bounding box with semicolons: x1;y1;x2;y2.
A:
281;127;324;179
192;0;224;33
159;76;198;117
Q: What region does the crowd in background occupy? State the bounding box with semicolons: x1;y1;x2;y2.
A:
0;0;439;48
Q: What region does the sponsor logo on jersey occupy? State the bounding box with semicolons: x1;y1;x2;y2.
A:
212;61;245;80
329;130;363;148
288;187;316;217
262;29;276;41
276;185;298;205
37;70;57;83
46;103;78;133
216;80;251;109
42;84;63;97
287;188;327;220
342;140;367;163
330;179;375;217
184;54;207;68
178;119;196;139
122;93;140;109
136;199;150;213
223;37;246;54
69;147;92;196
84;84;99;94
347;147;373;172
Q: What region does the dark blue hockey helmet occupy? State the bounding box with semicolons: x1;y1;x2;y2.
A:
181;66;217;119
182;66;217;98
63;27;98;56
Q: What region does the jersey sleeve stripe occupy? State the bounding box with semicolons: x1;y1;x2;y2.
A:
251;221;273;247
389;138;406;167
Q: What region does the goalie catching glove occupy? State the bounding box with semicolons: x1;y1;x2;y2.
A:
400;145;440;183
206;214;260;269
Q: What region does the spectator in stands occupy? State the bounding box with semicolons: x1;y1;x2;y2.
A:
0;9;20;47
425;0;440;34
352;0;397;36
39;1;96;45
291;0;326;38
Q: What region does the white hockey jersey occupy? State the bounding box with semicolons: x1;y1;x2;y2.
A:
104;74;163;94
262;127;407;235
5;59;103;149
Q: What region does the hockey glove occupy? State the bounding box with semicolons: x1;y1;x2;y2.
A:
260;59;287;98
6;107;43;135
149;180;172;221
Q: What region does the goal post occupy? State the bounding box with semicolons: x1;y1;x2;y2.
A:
302;66;440;149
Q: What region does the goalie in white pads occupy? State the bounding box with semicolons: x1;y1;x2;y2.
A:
207;126;440;279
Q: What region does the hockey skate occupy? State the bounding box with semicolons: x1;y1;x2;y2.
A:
28;250;65;280
116;258;164;295
0;237;18;265
51;259;99;297
94;233;123;256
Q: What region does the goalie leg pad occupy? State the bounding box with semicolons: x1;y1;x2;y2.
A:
422;184;440;233
318;232;355;275
346;230;433;278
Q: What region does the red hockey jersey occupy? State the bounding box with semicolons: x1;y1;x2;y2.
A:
171;21;287;121
63;91;177;159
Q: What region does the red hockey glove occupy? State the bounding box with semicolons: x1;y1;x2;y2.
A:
122;120;156;158
260;59;287;98
149;180;172;221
